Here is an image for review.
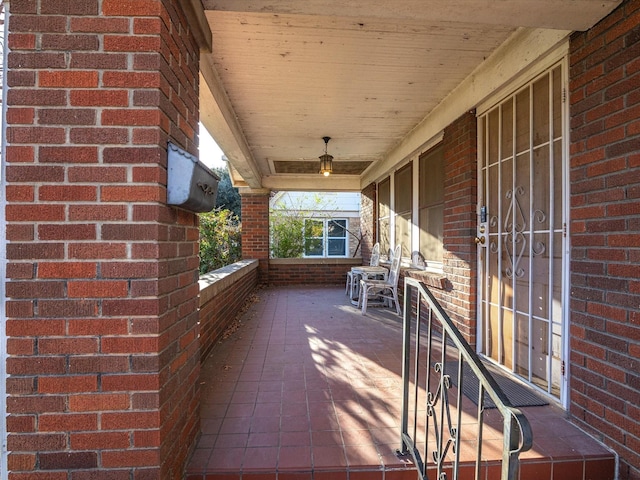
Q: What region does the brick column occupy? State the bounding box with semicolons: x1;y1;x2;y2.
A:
569;1;640;477
442;111;478;345
240;188;271;283
5;1;206;478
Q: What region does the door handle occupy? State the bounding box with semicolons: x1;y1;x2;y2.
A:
475;225;486;245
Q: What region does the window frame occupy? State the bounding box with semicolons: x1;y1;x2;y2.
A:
303;217;349;258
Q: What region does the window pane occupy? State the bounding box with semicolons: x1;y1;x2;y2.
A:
419;205;444;263
304;238;323;256
379;218;390;256
328;220;346;237
394;163;412;257
304;219;324;256
419;145;444;264
419;146;444;207
394;163;412;214
378;178;390;218
395;213;412;258
305;219;323;237
378;177;391;254
328;239;346;256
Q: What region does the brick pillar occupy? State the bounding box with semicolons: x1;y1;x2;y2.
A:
360;182;377;263
4;1;205;478
442;111;478;345
240;189;270;283
570;1;640;477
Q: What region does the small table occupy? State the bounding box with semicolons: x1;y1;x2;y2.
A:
349;265;388;306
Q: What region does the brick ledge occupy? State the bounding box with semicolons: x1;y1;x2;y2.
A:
406;269;447;290
199;259;259;304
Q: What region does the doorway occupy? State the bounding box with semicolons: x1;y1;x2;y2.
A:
477;61;568;404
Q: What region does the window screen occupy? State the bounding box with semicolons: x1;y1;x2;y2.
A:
377;178;391;256
394;163;412;258
419;146;444;265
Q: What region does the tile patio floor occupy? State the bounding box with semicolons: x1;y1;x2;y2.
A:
185;286;615;480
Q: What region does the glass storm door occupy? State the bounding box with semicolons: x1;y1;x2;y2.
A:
478;62;568;402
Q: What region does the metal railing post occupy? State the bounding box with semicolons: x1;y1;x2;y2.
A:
398;277;533;480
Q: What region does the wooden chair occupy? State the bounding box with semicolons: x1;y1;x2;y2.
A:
359;244;402;315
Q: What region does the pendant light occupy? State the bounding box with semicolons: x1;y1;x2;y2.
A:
319;136;333;176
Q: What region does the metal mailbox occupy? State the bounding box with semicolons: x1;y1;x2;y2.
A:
167;142;220;213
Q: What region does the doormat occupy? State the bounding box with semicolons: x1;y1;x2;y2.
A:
443;361;549;408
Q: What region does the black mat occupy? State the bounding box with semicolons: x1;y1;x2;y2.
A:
444;361;549;408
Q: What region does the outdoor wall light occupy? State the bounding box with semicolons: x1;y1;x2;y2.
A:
319;136;333;176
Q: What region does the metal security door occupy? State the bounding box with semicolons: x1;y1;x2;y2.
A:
477;62;568;402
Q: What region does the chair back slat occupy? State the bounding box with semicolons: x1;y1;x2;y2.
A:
370;242;380;267
388;245;402;286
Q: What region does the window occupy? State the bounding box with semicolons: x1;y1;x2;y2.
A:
304;219;324;256
304;218;348;257
327;219;347;256
377;178;391;256
394;163;412;258
419;145;444;266
377;152;443;265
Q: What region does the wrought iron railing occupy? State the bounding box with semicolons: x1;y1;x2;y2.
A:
399;277;532;480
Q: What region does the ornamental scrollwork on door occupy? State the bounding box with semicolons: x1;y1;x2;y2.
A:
489;186;547;279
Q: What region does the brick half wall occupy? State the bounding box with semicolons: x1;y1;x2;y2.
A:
268;258;362;286
199;260;259;360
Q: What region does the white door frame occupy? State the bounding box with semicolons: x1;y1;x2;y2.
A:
475;47;570;409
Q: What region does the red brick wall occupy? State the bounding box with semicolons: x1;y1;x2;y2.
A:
241;191;270;283
5;1;202;478
569;1;640;478
268;258;361;286
441;111;478;345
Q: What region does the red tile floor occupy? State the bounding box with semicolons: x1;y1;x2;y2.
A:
185;286;615;480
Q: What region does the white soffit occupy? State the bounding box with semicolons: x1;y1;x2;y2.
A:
199;0;622;191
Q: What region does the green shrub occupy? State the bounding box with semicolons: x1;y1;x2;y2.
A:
199;208;242;274
270;212;304;258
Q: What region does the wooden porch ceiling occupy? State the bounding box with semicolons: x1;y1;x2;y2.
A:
198;0;621;192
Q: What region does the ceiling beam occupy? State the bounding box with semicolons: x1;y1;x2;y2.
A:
202;0;622;31
261;175;362;192
199;54;263;189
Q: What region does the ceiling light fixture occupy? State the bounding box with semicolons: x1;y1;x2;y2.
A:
319;136;333;176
